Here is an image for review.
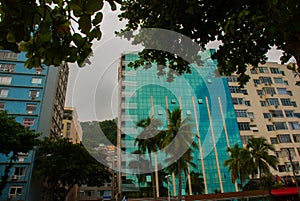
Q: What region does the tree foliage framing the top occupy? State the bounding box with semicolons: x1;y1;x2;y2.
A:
118;0;300;86
0;0;120;68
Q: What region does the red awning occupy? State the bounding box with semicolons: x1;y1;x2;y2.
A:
271;187;300;196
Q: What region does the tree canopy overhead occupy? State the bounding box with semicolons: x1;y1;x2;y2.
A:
0;0;120;68
118;0;300;85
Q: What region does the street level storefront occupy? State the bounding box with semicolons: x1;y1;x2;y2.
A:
185;190;270;201
271;187;300;201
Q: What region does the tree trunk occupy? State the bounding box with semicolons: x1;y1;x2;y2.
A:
148;152;156;201
178;162;182;201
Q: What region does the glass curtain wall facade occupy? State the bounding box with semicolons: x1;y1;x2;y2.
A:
118;50;242;196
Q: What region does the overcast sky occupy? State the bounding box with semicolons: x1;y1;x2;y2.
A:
65;3;284;122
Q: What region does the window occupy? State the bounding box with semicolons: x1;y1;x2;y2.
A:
257;90;264;96
291;101;297;107
278;134;292;143
289;122;300;130
285;110;294;117
29;90;40;99
240;89;248;95
270;67;281;74
267;98;279;106
284;80;289;85
264;113;272;119
277;88;287;94
248;112;254;120
281;98;292;106
66;123;71;130
23;118;34;127
278;165;286;172
238;122;250;130
0;76;12;85
260;77;272;84
0;52;18;60
241;135;252;144
287;91;293;96
295;113;300;118
274;122;288;130
270;137;278;144
0;102;4;111
297;148;300;156
235;110;248;117
245;100;251;106
26;104;37;114
293;134;300;143
267;125;275;131
253;79;260;85
0;89;8;98
282;148;296;158
260;101;267;107
9;186;22;196
227;76;238;82
232;98;244;105
270;110;284;118
258;67;269;73
0;63;15;72
263;87;276;95
171;99;176;104
31;78;42;84
274;77;284;84
198;99;203;104
14;167;25;176
229;86;240;93
250;69;258;74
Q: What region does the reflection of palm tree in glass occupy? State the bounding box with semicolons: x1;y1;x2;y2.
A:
163;108;197;201
224;144;250;190
185;171;205;195
135;117;163;200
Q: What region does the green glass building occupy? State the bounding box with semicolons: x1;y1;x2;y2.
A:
118;50;242;197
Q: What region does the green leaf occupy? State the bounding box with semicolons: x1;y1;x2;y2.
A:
107;0;117;11
78;14;92;35
89;27;102;41
92;12;103;26
86;0;103;14
73;33;86;47
69;1;83;16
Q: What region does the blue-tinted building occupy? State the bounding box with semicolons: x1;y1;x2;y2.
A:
117;50;242;197
0;51;68;200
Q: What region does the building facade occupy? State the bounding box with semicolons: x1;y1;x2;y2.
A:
117;50;243;196
0;50;68;201
227;62;300;178
62;107;82;144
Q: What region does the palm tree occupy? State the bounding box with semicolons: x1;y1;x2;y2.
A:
246;137;279;183
163;108;198;201
224;144;251;190
185;171;205;195
135;117;163;199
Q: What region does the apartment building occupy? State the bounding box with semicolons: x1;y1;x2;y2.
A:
227;62;300;177
0;50;69;201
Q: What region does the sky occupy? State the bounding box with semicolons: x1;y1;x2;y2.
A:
65;3;284;122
